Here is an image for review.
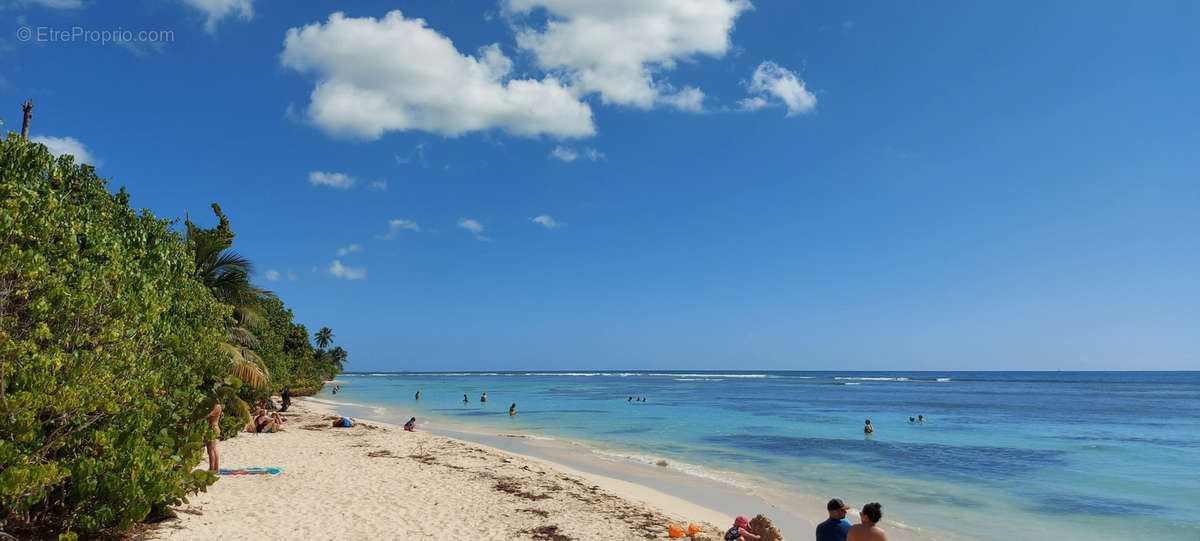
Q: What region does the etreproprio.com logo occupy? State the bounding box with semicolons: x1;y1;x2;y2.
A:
17;25;174;44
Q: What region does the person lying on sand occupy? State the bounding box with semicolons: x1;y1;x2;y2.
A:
724;515;761;540
404;417;416;431
331;417;354;428
847;502;887;541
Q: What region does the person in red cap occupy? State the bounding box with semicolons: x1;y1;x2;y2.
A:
724;515;761;540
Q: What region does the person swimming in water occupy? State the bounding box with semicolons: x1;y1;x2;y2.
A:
908;417;915;424
509;403;516;416
918;415;926;424
864;419;874;434
628;396;633;403
404;417;416;431
481;393;487;403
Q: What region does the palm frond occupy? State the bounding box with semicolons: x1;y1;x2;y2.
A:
218;342;269;388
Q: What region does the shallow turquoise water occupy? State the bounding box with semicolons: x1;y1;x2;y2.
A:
319;371;1200;540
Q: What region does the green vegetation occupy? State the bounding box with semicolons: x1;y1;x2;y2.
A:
0;130;346;537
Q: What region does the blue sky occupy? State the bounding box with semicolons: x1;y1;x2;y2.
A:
3;1;1197;371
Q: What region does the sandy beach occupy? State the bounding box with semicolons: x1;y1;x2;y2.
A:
152;398;732;540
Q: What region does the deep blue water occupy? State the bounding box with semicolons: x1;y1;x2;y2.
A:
320;371;1200;540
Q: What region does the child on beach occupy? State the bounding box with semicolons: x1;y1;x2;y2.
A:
331;417;354;428
724;516;761;540
404;417;416;431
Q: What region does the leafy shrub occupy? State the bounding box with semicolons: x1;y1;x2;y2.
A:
0;134;230;536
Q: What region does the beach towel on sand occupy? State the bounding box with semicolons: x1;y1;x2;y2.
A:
217;467;283;476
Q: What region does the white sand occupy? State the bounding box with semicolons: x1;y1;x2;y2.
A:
152;398;730;540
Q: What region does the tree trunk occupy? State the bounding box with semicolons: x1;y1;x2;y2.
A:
20;100;33;138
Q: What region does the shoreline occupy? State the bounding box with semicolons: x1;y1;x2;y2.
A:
153;398;731;540
306;394;938;541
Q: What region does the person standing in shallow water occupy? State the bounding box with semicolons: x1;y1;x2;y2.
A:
863;419;874;435
509;403;516;416
463;394;469;403
415;391;420;400
481;393;487;403
847;502;887;541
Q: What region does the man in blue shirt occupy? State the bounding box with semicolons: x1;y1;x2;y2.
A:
816;498;853;541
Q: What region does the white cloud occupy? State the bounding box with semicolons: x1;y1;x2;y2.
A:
549;145;604;162
27;0;83;9
531;215;560;229
736;95;769;112
281;11;595;139
329;259;366;280
179;0;253;33
457;217;489;241
506;0;750;111
549;146;578;162
368;180;388;191
379;219;420;239
30;135;98;165
336;243;361;256
741;61;816;117
264;269;281;281
308;171;356;189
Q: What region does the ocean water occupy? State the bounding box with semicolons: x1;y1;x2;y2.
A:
316;371;1200;540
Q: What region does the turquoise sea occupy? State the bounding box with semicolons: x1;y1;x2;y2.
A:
314;371;1200;540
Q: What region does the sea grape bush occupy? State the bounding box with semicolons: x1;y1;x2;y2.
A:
0;133;230;536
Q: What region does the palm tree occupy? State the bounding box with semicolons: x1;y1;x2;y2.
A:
315;327;334;350
186;204;271;388
328;346;348;373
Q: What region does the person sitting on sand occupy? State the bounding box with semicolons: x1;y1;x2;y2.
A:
724;515;761;540
204;403;222;471
863;419;874;435
816;498;852;541
332;417;354;428
847;502;886;541
247;409;283;433
404;417;416;431
509;403;516;416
